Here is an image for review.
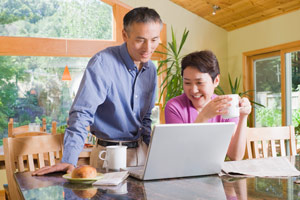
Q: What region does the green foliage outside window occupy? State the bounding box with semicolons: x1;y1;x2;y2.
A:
0;56;88;139
0;0;112;39
255;107;282;127
255;107;300;136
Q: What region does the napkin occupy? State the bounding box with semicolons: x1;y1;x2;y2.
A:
92;171;129;186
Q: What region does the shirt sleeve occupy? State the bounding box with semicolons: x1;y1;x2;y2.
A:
165;99;185;124
141;71;157;145
61;55;110;166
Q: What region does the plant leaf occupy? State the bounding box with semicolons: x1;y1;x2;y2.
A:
178;28;189;55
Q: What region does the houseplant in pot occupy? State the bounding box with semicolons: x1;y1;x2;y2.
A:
214;74;265;107
155;27;189;109
215;74;265;126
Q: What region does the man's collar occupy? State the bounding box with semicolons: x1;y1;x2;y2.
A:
120;43;149;71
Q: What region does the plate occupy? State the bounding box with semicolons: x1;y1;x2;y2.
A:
63;173;104;184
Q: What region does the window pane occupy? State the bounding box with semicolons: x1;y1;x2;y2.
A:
0;56;89;139
254;56;282;127
151;105;160;127
151;60;161;126
0;0;112;40
289;51;300;132
152;60;159;103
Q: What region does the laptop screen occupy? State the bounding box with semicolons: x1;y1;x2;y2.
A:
142;122;235;180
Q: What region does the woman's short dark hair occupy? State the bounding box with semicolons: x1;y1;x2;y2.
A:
181;50;220;81
123;7;162;33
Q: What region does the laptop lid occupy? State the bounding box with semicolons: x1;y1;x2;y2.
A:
141;122;235;180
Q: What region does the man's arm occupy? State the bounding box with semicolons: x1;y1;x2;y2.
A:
33;55;110;175
141;74;157;144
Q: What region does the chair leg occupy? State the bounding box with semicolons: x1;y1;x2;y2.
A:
5;192;11;200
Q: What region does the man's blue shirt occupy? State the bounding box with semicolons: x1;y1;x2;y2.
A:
61;43;157;166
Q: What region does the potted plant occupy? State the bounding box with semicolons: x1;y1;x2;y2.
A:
155;27;189;109
215;74;265;127
214;74;264;107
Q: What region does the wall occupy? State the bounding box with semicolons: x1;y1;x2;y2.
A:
119;0;229;84
0;169;7;190
119;0;300;93
228;9;300;92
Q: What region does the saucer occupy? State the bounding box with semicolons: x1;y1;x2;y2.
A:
63;173;104;184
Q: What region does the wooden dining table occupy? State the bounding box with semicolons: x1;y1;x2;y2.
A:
14;155;300;200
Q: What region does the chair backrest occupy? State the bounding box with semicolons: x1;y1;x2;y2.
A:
3;134;64;200
246;126;297;159
8;118;57;137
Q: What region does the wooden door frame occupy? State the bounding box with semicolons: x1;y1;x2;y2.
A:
243;40;300;127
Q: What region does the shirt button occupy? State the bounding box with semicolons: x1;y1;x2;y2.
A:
139;128;142;131
129;69;131;72
135;95;138;98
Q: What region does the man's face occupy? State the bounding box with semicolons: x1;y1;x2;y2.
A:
122;22;161;66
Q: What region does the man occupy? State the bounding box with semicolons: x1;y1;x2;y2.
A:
33;7;162;175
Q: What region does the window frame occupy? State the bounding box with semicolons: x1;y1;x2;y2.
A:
243;40;300;127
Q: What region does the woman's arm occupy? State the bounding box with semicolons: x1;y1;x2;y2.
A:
227;97;252;161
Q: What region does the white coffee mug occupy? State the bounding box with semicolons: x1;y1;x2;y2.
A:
99;145;127;170
29;123;40;131
29;123;35;131
222;94;240;119
34;123;40;131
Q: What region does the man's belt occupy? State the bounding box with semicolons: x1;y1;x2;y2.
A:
97;139;139;148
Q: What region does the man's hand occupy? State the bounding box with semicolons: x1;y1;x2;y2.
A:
32;162;75;176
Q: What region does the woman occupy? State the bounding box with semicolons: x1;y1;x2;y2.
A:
165;50;251;161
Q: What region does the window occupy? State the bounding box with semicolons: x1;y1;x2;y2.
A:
254;53;281;127
243;41;300;128
0;56;88;133
0;0;167;141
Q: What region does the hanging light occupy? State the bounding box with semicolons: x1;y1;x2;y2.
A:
212;5;220;15
30;89;36;95
62;38;71;81
62;65;71;81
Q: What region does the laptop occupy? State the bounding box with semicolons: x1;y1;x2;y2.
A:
125;122;235;180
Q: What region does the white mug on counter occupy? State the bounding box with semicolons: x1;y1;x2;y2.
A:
99;145;127;171
29;123;40;132
222;94;240;119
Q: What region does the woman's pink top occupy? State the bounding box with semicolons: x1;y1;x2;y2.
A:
165;93;239;124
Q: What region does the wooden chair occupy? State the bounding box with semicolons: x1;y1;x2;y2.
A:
246;126;297;159
3;134;64;200
8;118;57;137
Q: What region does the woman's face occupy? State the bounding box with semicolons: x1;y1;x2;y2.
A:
183;66;219;110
